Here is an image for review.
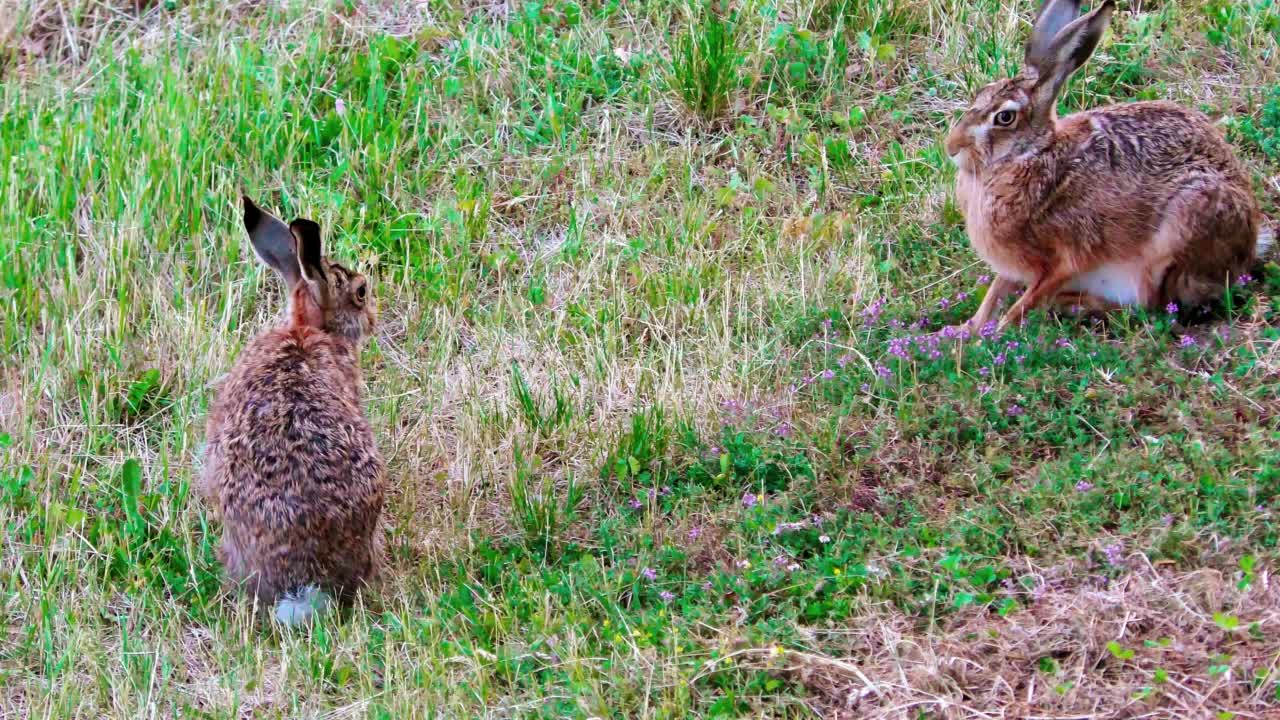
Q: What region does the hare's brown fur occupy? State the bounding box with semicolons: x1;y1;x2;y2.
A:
947;0;1262;330
201;197;384;612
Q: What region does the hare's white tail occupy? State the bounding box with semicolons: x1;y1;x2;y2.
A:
275;585;332;627
1259;226;1276;259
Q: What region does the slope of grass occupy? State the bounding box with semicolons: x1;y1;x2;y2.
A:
2;0;1279;717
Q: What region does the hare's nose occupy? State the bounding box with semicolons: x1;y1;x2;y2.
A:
944;127;968;157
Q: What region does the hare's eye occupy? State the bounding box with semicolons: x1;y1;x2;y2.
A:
994;110;1016;127
356;283;367;301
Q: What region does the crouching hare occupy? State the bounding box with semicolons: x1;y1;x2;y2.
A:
947;0;1269;332
201;195;385;626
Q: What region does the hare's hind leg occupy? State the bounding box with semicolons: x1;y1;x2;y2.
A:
1048;291;1122;317
218;533;248;585
1155;183;1258;309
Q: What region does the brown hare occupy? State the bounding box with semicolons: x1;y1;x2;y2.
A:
201;195;385;626
946;0;1269;333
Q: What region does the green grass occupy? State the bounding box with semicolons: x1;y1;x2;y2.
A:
2;0;1280;717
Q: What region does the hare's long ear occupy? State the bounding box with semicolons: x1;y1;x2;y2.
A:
1025;0;1083;73
1027;0;1114;122
243;195;303;289
289;218;330;307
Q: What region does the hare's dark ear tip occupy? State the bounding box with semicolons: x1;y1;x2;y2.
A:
242;195;262;233
289;218;321;239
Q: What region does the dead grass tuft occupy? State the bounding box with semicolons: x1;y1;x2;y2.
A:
1;0;158;70
739;559;1279;719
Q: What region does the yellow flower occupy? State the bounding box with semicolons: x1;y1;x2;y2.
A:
832;567;842;576
602;619;610;627
770;645;784;658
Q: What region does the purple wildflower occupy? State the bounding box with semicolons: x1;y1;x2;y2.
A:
978;366;990;377
775;422;793;438
888;337;911;359
742;493;758;509
875;363;893;379
978;274;991;285
1179;335;1196;348
860;383;871;393
956;292;970;302
1055;337;1072;349
939;298;951;310
811;514;824;526
659;486;672;497
1162;514;1174;526
861;299;885;323
1102;543;1124;567
1165;302;1178;314
980;321;999;339
978;384;992;396
659;590;676;602
1007;404;1024;417
641;567;657;581
702;581;714;591
629;498;644;510
822;369;836;380
1236;273;1253;287
688;526;702;540
1015;354;1026;364
1075;481;1094;492
821;318;833;331
774;555;790;567
993;352;1007;366
837;354;851;368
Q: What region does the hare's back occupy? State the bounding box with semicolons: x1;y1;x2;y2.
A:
1072;102;1245;182
210;328;384;527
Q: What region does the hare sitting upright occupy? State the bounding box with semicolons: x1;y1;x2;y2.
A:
946;0;1268;332
201;195;385;626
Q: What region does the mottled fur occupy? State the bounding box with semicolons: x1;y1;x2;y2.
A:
946;0;1262;331
201;196;384;619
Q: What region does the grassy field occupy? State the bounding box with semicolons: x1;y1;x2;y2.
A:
2;0;1280;717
